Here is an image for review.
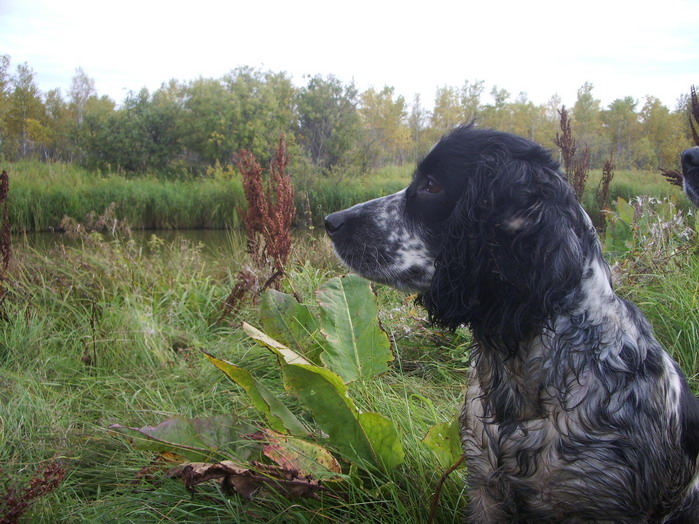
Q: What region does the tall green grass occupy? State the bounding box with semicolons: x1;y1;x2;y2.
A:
4;161;414;233
615;256;699;385
2;189;699;521
2;160;698;522
0;230;471;522
7;162;246;231
5;161;690;233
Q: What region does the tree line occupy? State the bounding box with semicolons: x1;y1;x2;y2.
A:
0;55;695;178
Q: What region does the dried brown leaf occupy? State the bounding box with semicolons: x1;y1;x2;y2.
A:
168;460;328;500
661;169;684;188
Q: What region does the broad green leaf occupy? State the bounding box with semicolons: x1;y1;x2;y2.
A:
616;196;635;225
282;363;404;472
316;275;393;382
357;412;405;472
242;322;311;366
109;415;257;462
203;351;308;436
422;417;463;469
260;289;325;362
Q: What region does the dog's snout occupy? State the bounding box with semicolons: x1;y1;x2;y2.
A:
324;212;345;236
682;147;699;168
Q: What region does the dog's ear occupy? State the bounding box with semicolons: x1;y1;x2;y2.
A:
420;152;586;352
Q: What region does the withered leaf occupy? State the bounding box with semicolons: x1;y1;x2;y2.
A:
168;460;327;500
247;429;343;481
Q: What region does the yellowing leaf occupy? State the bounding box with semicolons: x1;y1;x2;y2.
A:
250;429;343;481
242;322;311;366
422;417;463;469
109;415;256;462
203;351;308;436
282;363;404;473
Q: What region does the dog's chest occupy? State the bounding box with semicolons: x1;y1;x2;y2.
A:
460;342;591;491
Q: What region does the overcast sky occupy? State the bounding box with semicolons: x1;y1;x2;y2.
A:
1;0;698;111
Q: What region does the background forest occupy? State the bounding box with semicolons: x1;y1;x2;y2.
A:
1;54;695;180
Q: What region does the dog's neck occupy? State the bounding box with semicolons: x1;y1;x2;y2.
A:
471;247;630;428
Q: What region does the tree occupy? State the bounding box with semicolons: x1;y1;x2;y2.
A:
359;86;410;167
430;86;462;137
69;68;97;126
572;82;607;166
602;96;639;168
0;55;10;100
638;96;680;169
83;87;187;174
295;75;360;171
0;55;12;157
6;63;45;159
510;92;538;139
461;80;484;122
223;67;297;166
180;77;232;167
43;88;72;161
408;93;431;161
429;81;483;143
480;86;512;130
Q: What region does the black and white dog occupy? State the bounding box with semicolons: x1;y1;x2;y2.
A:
325;125;699;522
682;147;699;207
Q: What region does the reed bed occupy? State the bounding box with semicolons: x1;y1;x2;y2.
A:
1;181;698;522
3;161;690;234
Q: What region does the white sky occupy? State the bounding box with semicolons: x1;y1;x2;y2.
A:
1;0;698;111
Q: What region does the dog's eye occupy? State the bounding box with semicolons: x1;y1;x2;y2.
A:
422;179;443;194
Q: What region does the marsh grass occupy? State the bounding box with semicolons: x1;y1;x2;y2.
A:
5;161;412;233
1;161;698;522
615;253;699;387
5;160;686;234
0;225;473;522
10;174;245;232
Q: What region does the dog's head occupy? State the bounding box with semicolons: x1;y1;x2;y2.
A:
682;146;699;207
325;125;590;348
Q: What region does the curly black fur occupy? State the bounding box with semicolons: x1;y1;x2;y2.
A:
325;125;699;522
682;146;699;207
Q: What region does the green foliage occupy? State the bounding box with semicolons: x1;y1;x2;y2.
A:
109;415;257;462
204;351;308;436
282;363;404;472
261;288;325;362
1;54;695;180
422;417;463;469
603;195;694;262
0;231;468;522
316;275;393;382
359;86;410;167
109;276;417;494
295;74;361;172
208;275;404;474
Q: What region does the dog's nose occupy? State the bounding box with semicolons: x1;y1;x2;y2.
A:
682;147;699;168
324;212;345;236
